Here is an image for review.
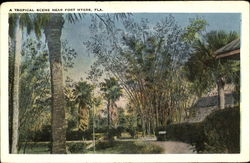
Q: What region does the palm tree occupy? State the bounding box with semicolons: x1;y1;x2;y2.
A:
9;13;130;153
41;13;67;153
8;13;33;153
73;80;94;131
186;30;239;109
100;77;123;132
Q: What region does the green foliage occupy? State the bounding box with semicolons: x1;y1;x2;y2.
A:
74;80;94;108
8;13;18;38
61;40;78;71
94;141;163;154
66;128;99;141
182;17;208;43
66;130;83;141
85;15;209;133
18;38;52;145
9;37;79;150
203;107;240;153
108;127;125;139
185;30;239;96
8;13;34;38
18;142;51;154
126;127;137;138
156;122;205;152
95;141;115;150
73;80;94;131
157;106;240;153
67;142;87;153
100;77;123;102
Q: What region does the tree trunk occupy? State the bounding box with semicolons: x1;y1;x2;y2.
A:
141;117;146;137
217;78;225;109
44;13;66;154
11;22;22;154
107;99;110;130
9;38;15;153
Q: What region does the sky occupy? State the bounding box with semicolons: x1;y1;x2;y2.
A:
61;13;241;82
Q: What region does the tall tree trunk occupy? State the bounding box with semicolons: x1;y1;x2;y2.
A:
9;38;15;153
44;13;66;154
107;99;110;130
141;118;145;137
11;23;22;154
217;78;225;109
107;99;112;140
155;105;159;129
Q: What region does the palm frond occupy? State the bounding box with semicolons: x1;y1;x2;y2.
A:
65;13;86;24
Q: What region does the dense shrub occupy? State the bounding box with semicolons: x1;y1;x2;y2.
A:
66;130;83;140
95;127;108;133
156;107;240;153
126;127;137;138
32;125;51;142
158;122;205;152
66;129;93;140
155;126;167;141
95;141;115;150
102;127;126;140
117;126;126;137
67;120;77;131
67;142;87;153
203;107;240;153
95;141;163;154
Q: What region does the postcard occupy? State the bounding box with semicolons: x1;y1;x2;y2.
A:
0;1;249;163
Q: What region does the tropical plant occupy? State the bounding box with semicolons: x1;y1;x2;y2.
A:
41;13;129;153
85;16;208;135
73;80;94;131
18;38;51;153
8;13;34;153
100;77;123;134
185;30;239;109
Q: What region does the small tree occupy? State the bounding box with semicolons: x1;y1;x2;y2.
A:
185;30;239;109
73;80;94;131
100;77;123;137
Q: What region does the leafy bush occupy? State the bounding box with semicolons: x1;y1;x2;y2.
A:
66;130;83;141
117;126;126;138
95;141;115;150
126;127;137;138
103;127;125;140
131;141;163;154
67;142;87;153
82;129;93;140
202;107;240;153
156;106;240;153
66;129;93;140
33;125;51;142
67;119;77;131
95;141;163;154
95;127;108;133
159;122;205;152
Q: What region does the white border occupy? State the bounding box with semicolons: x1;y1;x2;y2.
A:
1;1;249;162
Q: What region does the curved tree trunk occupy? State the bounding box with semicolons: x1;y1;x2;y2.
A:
11;22;22;154
44;13;66;154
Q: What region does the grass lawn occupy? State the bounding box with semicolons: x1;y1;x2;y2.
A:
18;141;163;154
87;141;164;154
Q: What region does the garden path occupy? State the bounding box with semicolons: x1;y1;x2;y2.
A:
151;141;196;154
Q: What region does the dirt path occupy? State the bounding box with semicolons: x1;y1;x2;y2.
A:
151;141;196;154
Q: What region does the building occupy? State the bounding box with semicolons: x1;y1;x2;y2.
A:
184;38;241;123
214;38;240;60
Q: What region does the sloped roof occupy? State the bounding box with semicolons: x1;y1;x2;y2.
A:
214;38;240;59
